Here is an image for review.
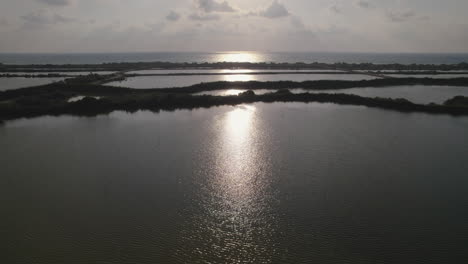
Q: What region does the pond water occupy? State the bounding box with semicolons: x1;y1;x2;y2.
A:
195;85;468;104
107;74;378;89
128;69;345;75
194;89;276;96
0;77;66;91
305;85;468;104
67;96;102;102
2;103;468;264
1;71;115;76
388;74;468;79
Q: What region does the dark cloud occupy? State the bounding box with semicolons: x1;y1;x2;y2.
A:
259;1;290;19
166;11;181;21
386;10;416;22
197;0;235;13
37;0;72;6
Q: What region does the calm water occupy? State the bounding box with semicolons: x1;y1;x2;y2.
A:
195;89;277;96
0;77;66;91
389;74;468;79
127;69;345;74
1;71;115;76
308;85;468;104
2;103;468;263
1;52;468;64
196;86;468;104
107;74;377;89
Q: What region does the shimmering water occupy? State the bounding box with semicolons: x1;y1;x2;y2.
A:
0;77;66;91
107;74;377;89
2;103;468;263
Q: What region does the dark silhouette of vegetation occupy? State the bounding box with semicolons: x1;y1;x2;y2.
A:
3;77;468;101
444;96;468;107
161;78;468;93
2;79;468;121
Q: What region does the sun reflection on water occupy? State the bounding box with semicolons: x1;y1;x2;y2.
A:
225;105;256;145
216;52;263;63
180;104;278;263
222;74;256;82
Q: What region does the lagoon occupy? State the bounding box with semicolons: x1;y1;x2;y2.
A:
2;102;468;263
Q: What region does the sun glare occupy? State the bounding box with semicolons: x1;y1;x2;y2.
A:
225;105;256;143
222;74;256;82
217;52;262;63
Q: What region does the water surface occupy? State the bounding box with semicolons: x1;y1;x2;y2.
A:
195;85;468;104
305;85;468;104
1;52;468;64
389;74;468;79
127;69;345;75
1;71;115;76
107;74;377;89
0;77;65;91
2;103;468;263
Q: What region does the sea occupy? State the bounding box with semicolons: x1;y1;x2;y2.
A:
1;52;468;65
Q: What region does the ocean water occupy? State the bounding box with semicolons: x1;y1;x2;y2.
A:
2;103;468;263
1;52;468;65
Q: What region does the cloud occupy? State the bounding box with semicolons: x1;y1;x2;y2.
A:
166;11;181;22
386;10;416;23
356;1;374;9
21;10;77;29
259;1;290;19
189;13;220;21
330;5;341;14
197;0;235;13
36;0;72;6
290;16;305;29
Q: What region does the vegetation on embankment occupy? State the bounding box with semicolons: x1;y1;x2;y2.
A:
160;77;468;93
2;77;468;100
1;78;468;121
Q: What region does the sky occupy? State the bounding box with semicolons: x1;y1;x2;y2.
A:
0;0;467;53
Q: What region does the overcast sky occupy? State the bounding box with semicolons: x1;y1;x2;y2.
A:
0;0;467;53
